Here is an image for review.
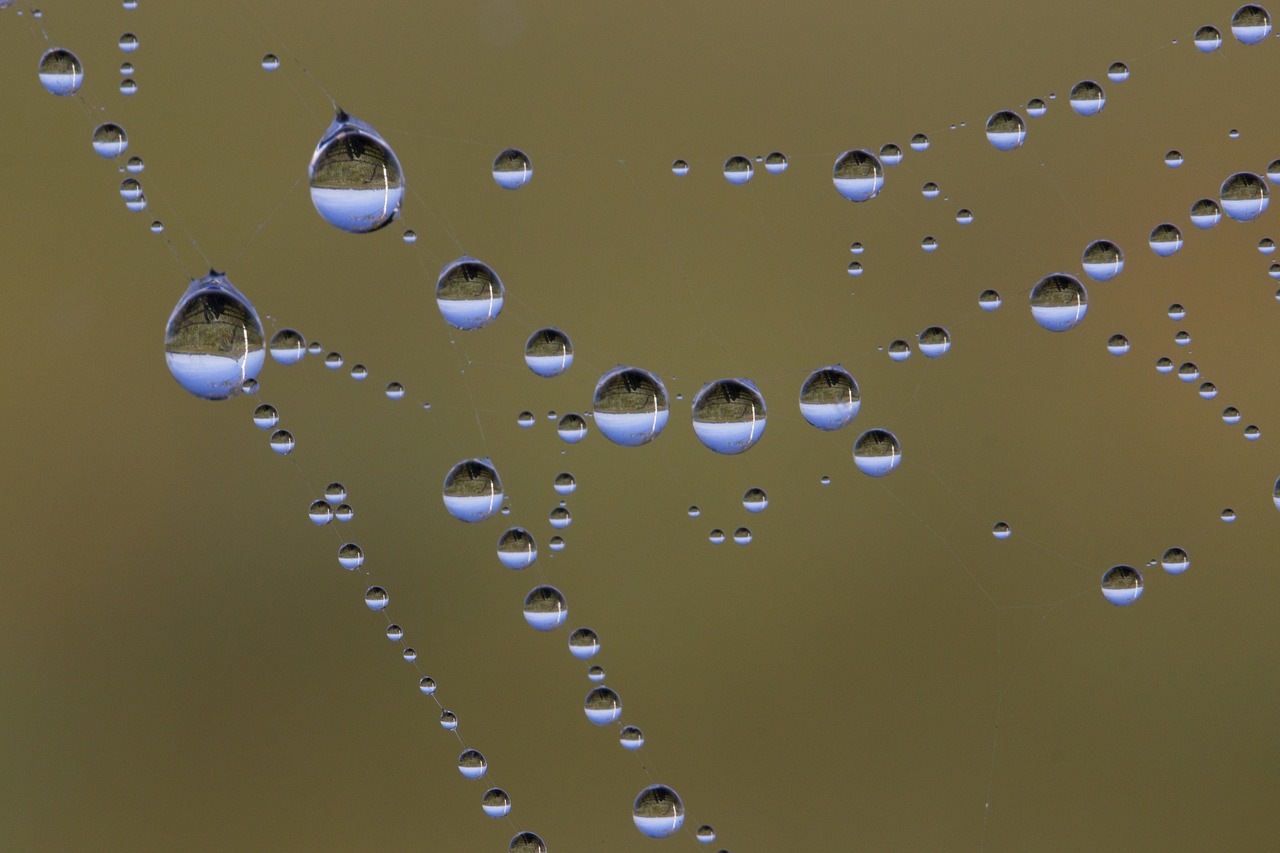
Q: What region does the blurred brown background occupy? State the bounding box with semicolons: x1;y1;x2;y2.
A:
2;1;1278;850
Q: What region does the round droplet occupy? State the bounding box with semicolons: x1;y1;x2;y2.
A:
1030;273;1088;331
126;156;144;174
337;542;363;570
733;527;753;545
509;831;546;853
1027;98;1047;117
853;429;902;477
1232;4;1272;43
1174;331;1192;347
1165;150;1184;168
492;148;532;189
620;726;644;750
1069;80;1105;115
918;326;951;358
587;665;605;682
350;364;368;381
569;627;600;660
308;110;404;233
688;506;701;518
384;381;405;400
458;749;488;780
985;110;1027;151
252;404;279;429
436;256;504;330
979;289;1001;311
334;504;354;522
708;529;726;545
119;62;134;76
120;178;143;201
524;328;573;377
553;472;576;495
1107;334;1130;355
364;586;388;611
324;483;347;504
633;785;685;839
261;53;280;71
1101;565;1143;606
1220;172;1270;221
879;143;903;165
118;33;139;52
1168;304;1187;320
523;585;567;631
723;155;754;185
922;182;940;199
799;365;860;430
692;379;767;454
1161;547;1189;575
1155;358;1175;375
443;459;504;523
671;159;690;176
850;242;865;254
910;133;930;152
1194;24;1223;51
1177;362;1200;383
832;150;884;202
1190;198;1222;229
308;500;333;525
517;411;535;428
119;78;137;96
1222;508;1238;522
497;527;538;570
593;366;670;446
1245;424;1262;441
92;123;128;158
743;488;768;513
268;329;305;365
956;208;975;225
38;47;83;96
888;340;911;362
1082;240;1125;282
847;261;863;276
1199;382;1218;399
1108;61;1130;82
549;506;571;529
324;352;343;370
439;710;458;730
557;414;587;444
403;649;417;663
385;625;403;642
921;236;938;252
482;789;511;819
165;272;265;399
584;687;622;725
992;522;1011;540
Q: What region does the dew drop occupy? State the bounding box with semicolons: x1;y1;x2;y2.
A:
308;110;404;233
165;272;265;399
492;148;532;189
692;379;767;454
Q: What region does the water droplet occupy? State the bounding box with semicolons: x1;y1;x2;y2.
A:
1199;382;1218;399
1107;334;1130;355
888;339;912;362
587;665;605;682
308;110;404;233
443;459;504;523
688;506;701;518
910;133;930;152
584;686;622;725
692;379;767;454
620;726;644;750
1221;508;1238;522
850;242;865;254
799;365;860;430
458;748;488;780
985;110;1027;151
119;78;137;96
979;289;1001;311
548;506;571;529
1164;150;1184;168
308;500;333;525
553;472;576;495
509;831;546;853
1156;357;1175;375
1029;273;1088;331
1232;4;1272;44
38;48;83;96
992;522;1011;540
1190;198;1222;229
956;208;975;225
1027;99;1047;117
853;429;902;477
482;788;511;818
847;261;864;276
671;159;690;177
123;0;137;9
633;785;685;838
350;364;368;381
1177;362;1200;382
1108;61;1130;82
493;147;532;189
91;123;128;158
252;404;279;429
742;488;768;513
126;156;144;175
879;143;903;165
1069;80;1105;116
556;414;587;444
404;647;418;662
365;586;388;611
832;150;884;202
1220;172;1270;221
439;710;458;730
922;182;940;199
436;256;505;330
723;155;754;185
118;33;139;53
918;326;951;358
524;328;573;377
337;542;363;570
1082;240;1125;282
733;527;753;545
569;627;600;660
1168;303;1187;321
523;585;567;631
1261;237;1276;254
1161;547;1190;575
165;272;265;399
592;366;669;446
268;429;294;455
324;352;343;370
921;236;939;252
324;483;347;504
708;529;725;544
1245;424;1262;440
764;151;788;173
1101;565;1143;606
1194;25;1223;51
517;411;535;428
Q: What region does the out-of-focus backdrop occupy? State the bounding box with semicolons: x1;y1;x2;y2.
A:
2;1;1278;850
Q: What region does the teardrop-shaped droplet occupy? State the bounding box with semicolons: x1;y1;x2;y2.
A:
164;271;265;399
308;109;404;233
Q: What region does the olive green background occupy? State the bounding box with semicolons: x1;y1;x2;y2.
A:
3;1;1279;850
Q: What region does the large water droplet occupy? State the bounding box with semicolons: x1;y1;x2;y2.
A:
91;123;128;158
1232;4;1272;43
308;110;404;233
497;527;537;569
1082;240;1125;281
799;365;860;430
853;428;902;477
1149;223;1183;256
164;272;265;400
436;256;505;330
584;686;622;725
523;585;567;631
1029;273;1088;331
723;155;754;184
985;110;1026;151
1220;172;1270;221
1069;80;1106;116
691;379;767;454
442;459;504;523
832;150;884;202
1101;565;1143;606
458;748;488;779
38;47;83;96
525;328;573;377
482;788;511;818
592;366;670;446
633;785;685;839
492;148;532;189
